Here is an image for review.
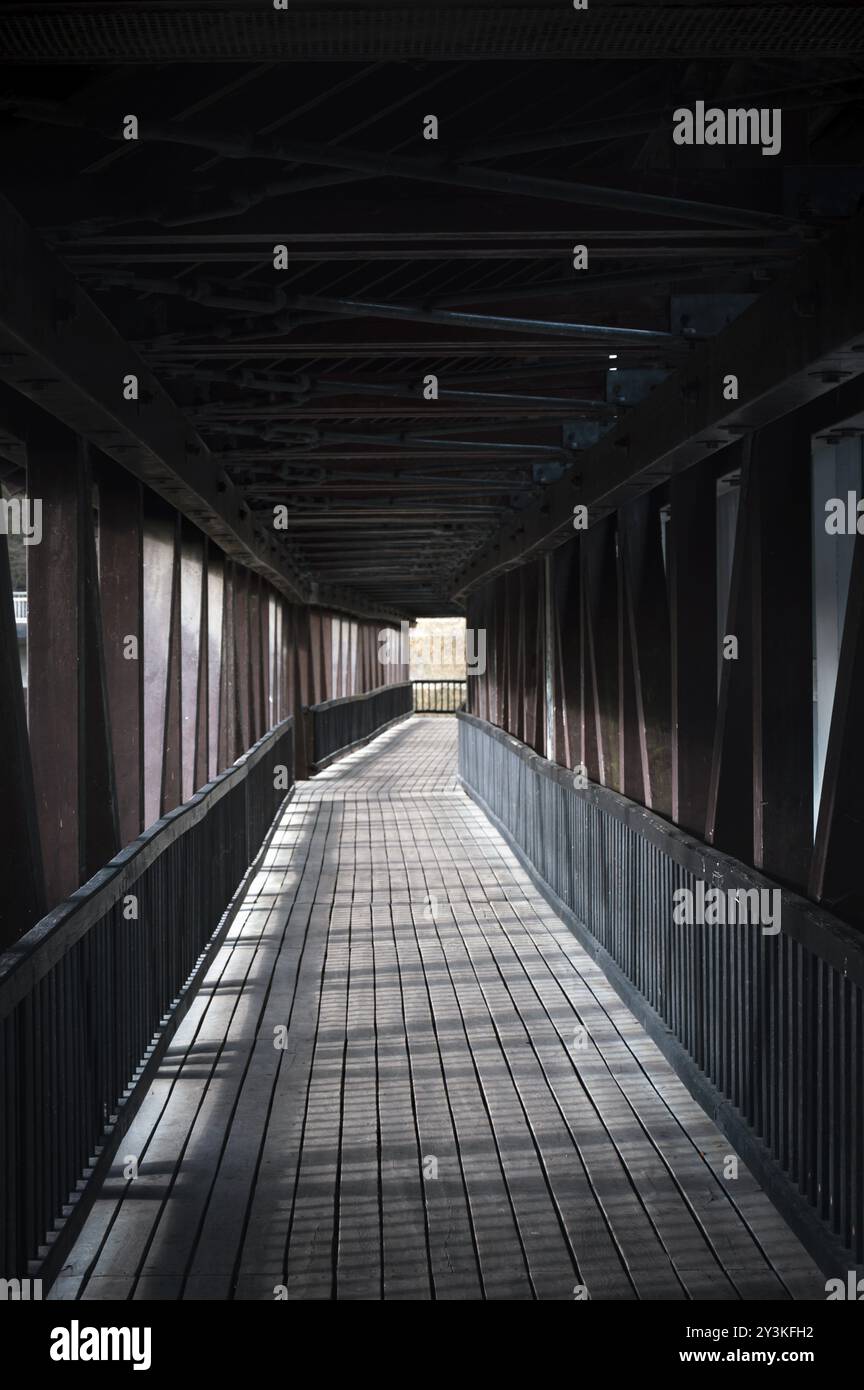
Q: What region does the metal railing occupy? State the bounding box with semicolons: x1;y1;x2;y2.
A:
307;681;412;771
412;678;467;713
457;711;864;1270
12;591;27;624
0;717;294;1280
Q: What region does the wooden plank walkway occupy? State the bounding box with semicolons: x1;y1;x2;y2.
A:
49;717;825;1301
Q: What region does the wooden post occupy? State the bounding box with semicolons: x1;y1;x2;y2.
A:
619;493;672;815
751;421;813;887
669;460;717;834
0;534;44;945
98;461;144;845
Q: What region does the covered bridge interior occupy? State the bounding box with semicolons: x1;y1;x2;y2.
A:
1;0;864;1305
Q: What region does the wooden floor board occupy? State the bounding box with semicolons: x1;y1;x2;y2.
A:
51;717;826;1302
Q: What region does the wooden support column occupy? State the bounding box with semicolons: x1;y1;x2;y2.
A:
160;514;183;816
617;528;643;803
542;556;555;758
751;421;813;886
0;535;44;945
206;543;223;781
143;495;176;826
481;587;493;723
706;448;753;863
98;462;144;846
261;587;272;730
233;566;251;754
309;609;324;703
295;604;312;710
499;574;512;733
810;531;864;922
194;541;210;793
494;575;508;730
269;595;281;723
27;423;80;904
512;570;526;742
521;560;542;752
582;517;619;788
552;539;580;769
619;492;672;816
247;574;263;742
29;425;119;904
465;595;478;715
330;615;341;698
218;562;236;770
669;460;717;834
80;460;120;878
179;520;204;804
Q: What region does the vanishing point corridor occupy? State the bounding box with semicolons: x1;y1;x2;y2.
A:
50;719;823;1303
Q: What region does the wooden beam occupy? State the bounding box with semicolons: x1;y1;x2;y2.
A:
218;562;236;771
28;423;82;905
179;520;204;804
97;461;144;846
29;426;119;902
810;532;864;922
706;449;753;863
669;461;716;835
80;446;120;877
551;540;580;769
619;492;672;816
582;517;619;788
0;536;44;946
160;515;183;816
751;421;813;887
194;540;211;795
206;547;223;781
617;528;643;804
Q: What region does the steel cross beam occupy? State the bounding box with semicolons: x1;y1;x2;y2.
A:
0;193;406;623
92;271;676;344
11;102;798;232
450;207;864;599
